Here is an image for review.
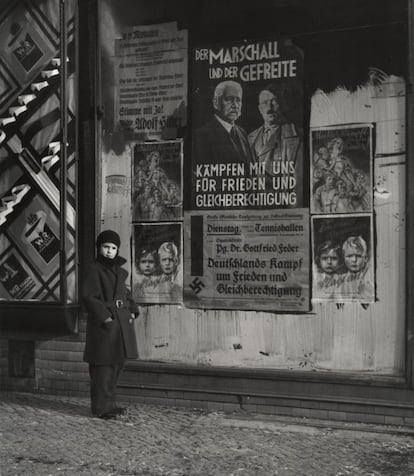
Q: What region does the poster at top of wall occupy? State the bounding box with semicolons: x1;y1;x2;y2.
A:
114;22;188;141
185;37;309;312
191;38;304;210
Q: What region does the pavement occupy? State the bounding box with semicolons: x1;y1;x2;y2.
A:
1;391;414;476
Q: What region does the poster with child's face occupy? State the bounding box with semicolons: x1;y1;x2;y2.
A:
132;222;182;304
312;214;375;302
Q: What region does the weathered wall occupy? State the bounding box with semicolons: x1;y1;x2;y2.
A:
98;0;407;377
100;76;406;375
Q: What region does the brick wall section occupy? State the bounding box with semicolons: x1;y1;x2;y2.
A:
117;387;414;429
0;320;89;397
2;320;414;428
35;319;89;397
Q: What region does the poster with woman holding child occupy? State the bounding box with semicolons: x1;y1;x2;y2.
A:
132;223;182;304
132;140;183;222
310;125;373;214
311;215;375;302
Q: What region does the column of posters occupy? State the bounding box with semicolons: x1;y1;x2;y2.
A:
115;22;188;140
114;22;188;305
185;37;310;311
131;140;183;304
310;125;375;302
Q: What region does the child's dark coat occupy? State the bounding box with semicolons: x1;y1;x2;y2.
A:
82;256;139;364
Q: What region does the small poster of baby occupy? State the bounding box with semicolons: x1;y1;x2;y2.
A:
310;125;373;214
312;214;375;302
132;222;182;304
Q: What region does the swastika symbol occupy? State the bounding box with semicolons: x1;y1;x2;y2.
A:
190;277;205;294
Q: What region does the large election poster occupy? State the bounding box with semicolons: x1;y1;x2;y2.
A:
184;209;309;311
191;38;304;209
185;38;309;311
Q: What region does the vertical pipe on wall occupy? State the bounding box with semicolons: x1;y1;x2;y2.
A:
95;0;102;237
407;0;414;386
59;0;68;302
77;0;98;267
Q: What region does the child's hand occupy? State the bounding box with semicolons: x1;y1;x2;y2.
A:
104;317;112;323
129;312;138;323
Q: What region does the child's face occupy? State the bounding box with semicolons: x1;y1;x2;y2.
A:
337;181;346;195
139;254;156;276
319;249;340;274
331;138;343;154
99;242;118;259
149;152;160;169
159;252;176;275
152;170;161;182
318;147;329;159
154;190;162;203
343;247;365;273
325;174;334;187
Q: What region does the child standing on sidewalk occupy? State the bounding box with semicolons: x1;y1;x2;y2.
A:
82;230;139;420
